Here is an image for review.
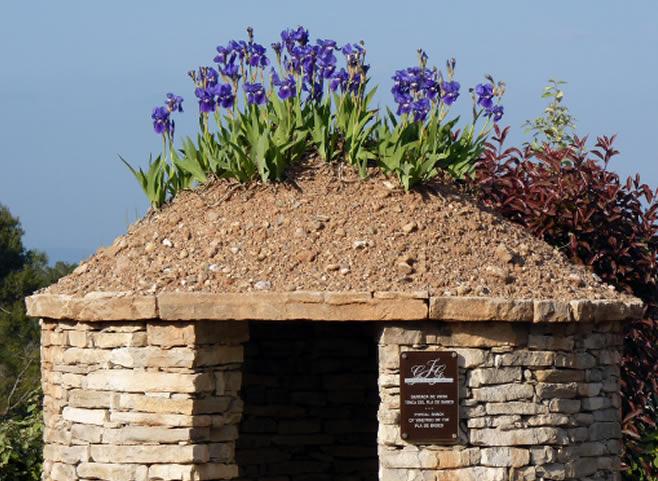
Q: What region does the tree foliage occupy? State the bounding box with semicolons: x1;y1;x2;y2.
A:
0;204;75;481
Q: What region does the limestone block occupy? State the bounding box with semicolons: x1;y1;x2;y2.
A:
434;467;507;481
527;334;574;351
468;367;522;387
68;389;117;409
109;346;195;368
43;444;90;464
570;299;644;322
90;444;209;464
535;382;580;399
554;352;596;369
470;427;569;446
486;402;548;416
158;291;427;321
62;407;108;426
548;399;581;414
147;322;249;347
93;332;147;348
496;350;554;367
117;393;195;415
194;463;239;480
533;369;584;383
480;447;530;467
533;300;572;322
71;424;103;443
429;297;533;321
62;348;112;366
472;384;534;402
526;414;571;426
379;326;423;345
25;292;157;321
85;370;214;393
76;463;143;481
108;411;212;427
102;426;208;444
51;463;77;481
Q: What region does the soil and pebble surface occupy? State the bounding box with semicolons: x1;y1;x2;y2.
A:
47;159;630;300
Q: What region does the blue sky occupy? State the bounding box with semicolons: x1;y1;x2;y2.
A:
1;1;656;264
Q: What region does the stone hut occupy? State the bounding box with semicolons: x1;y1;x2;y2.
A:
27;164;644;481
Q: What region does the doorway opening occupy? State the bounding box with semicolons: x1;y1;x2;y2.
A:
236;321;380;481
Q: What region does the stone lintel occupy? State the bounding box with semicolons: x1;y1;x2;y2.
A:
25;291;642;323
25;292;157;321
429;296;643;323
157;291;428;321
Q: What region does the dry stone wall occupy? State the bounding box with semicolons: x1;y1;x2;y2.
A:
33;291;638;481
236;322;379;481
378;321;624;481
40;319;247;481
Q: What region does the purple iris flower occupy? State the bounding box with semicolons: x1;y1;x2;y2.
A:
151;106;171;135
272;72;297;100
195;87;216;113
341;43;363;56
330;68;348;92
440;81;460;105
221;63;241;81
203;67;219;88
281;26;309;50
475;83;494;108
423;78;440;100
396;94;413;116
486;104;504;122
412;98;431;122
248;42;269;68
243;82;266;105
292;26;309;45
211;83;235;109
165;93;184;113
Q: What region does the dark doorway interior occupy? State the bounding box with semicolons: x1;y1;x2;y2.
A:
236;321;379;481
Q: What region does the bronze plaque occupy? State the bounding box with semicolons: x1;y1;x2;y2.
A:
399;351;459;443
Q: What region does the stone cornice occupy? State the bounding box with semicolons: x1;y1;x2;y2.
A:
25;291;644;323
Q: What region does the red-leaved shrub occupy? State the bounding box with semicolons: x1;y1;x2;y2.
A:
474;125;658;476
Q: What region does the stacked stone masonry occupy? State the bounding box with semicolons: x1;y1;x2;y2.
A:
33;291;638;481
41;320;247;481
378;321;624;481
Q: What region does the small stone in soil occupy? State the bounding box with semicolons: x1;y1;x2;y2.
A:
162;239;173;248
568;273;586;288
495;243;516;264
397;262;415;275
353;240;368;249
325;264;340;272
401;221;418;234
295;250;317;263
254;280;271;290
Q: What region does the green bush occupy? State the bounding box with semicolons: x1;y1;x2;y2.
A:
0;394;43;481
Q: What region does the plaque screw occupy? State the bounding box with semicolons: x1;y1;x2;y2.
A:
401;353;407;359
451;352;457;358
452;434;457;438
402;433;408;439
